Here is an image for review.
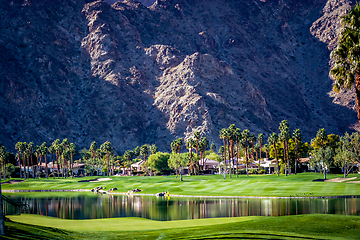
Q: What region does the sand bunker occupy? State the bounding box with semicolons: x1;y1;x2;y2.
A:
89;178;112;182
325;177;357;182
1;180;24;185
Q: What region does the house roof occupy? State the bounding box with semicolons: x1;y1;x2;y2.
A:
199;158;220;166
299;158;310;163
131;160;145;168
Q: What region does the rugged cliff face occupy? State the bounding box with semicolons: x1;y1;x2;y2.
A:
0;0;357;152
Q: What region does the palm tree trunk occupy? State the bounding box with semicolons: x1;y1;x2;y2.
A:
22;154;27;180
227;140;231;178
45;154;48;179
26;154;30;179
0;168;5;235
283;141;287;177
356;73;360;125
295;140;298;175
274;143;279;176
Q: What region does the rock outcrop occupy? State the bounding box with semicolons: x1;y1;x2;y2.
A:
0;0;358;152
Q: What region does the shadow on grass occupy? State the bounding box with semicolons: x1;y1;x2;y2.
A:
182;232;324;240
3;218;71;240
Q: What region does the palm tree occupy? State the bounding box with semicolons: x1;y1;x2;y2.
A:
330;2;360;125
316;128;327;149
257;133;264;163
219;128;227;169
210;143;216;152
293;129;302;175
0;145;7;181
176;138;183;154
100;141;114;176
52;139;61;178
186;138;197;175
40;142;48;179
263;144;269;159
234;128;241;177
279;120;290;176
199;137;209;170
242;129;250;177
0;146;5;235
61;139;70;178
268;133;279;176
69;143;76;177
15;142;23;179
194;131;201;163
19;142;27;180
150;144;158;154
34;145;41;179
26;142;34;179
48;145;55;179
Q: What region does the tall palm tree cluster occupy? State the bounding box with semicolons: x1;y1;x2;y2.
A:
185;132;211;174
219;121;303;177
14;139;76;179
81;142;158;176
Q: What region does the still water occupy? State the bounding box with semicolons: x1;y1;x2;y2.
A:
4;193;360;221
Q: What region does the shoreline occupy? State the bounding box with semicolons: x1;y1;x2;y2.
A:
3;189;360;199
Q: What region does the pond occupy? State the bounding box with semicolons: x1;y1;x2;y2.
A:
3;193;360;221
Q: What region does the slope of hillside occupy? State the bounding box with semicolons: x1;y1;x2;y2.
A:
0;0;356;152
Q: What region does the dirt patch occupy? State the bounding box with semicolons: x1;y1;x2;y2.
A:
89;178;112;183
78;178;112;183
1;180;24;185
325;177;357;182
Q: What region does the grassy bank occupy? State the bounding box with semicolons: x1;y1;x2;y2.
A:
2;173;360;197
4;214;360;239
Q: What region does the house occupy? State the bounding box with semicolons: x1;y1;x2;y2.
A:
259;158;279;174
198;158;220;174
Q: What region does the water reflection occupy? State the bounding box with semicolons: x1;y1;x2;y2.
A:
4;194;360;221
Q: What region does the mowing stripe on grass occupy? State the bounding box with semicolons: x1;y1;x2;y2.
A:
8;214;258;232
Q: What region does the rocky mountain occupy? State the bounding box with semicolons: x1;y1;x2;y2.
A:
0;0;357;153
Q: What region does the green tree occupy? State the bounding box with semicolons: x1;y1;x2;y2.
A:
311;147;333;180
205;152;221;162
147;152;170;174
168;153;189;181
330;2;360;124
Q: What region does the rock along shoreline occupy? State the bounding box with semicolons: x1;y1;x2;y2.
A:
2;189;360;199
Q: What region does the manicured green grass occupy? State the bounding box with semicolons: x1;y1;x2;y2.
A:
2;173;360;197
4;214;360;239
